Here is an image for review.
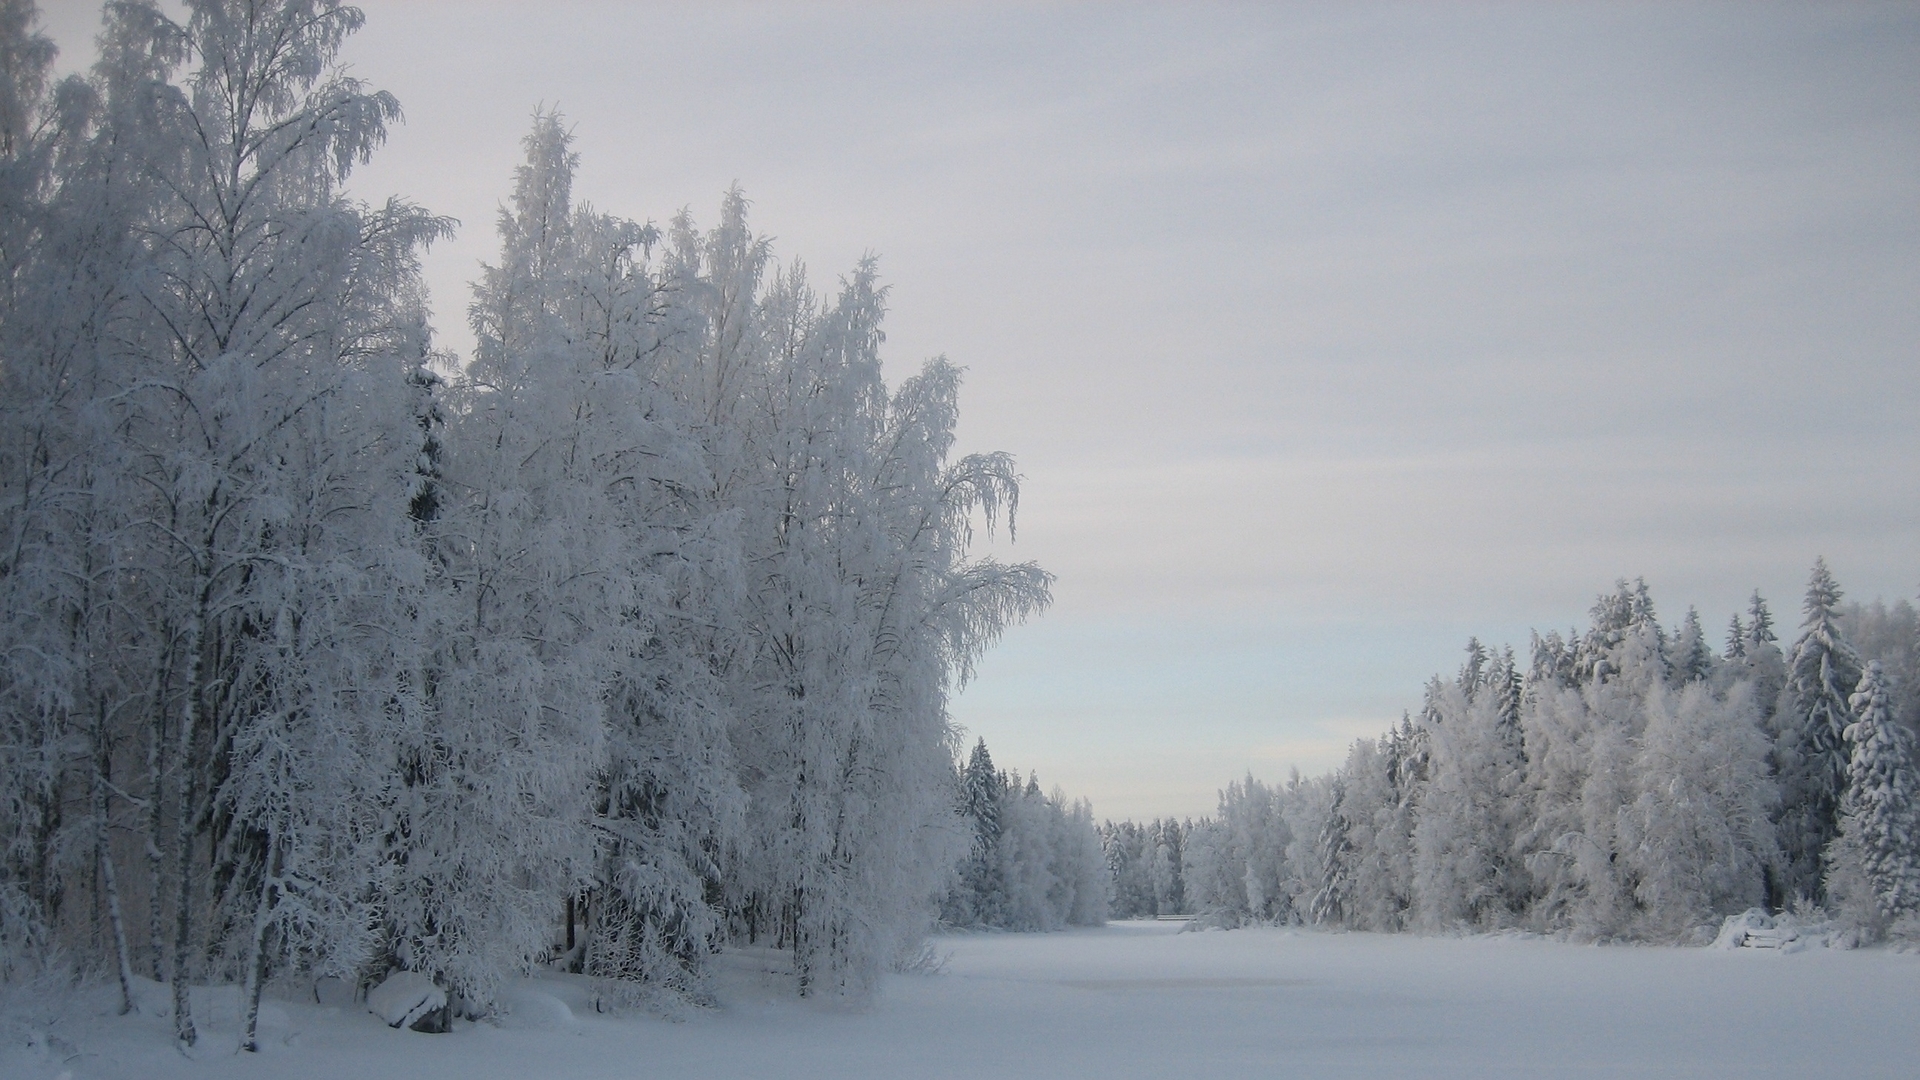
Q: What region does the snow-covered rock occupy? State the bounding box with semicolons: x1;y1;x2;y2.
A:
366;972;447;1031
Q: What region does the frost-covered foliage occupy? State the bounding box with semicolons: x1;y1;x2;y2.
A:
942;739;1107;931
1101;816;1187;919
1826;662;1920;929
1774;558;1865;907
0;0;1047;1030
1839;598;1920;743
1183;775;1295;922
1112;567;1908;945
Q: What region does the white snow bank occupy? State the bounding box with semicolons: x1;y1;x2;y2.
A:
365;972;445;1029
495;985;581;1031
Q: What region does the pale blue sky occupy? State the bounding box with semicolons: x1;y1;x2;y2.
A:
40;1;1920;819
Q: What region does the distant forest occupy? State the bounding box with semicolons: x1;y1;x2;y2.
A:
1101;568;1920;945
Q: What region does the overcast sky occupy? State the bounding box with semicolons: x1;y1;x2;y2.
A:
42;1;1920;820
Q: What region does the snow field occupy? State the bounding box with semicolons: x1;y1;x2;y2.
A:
7;921;1918;1080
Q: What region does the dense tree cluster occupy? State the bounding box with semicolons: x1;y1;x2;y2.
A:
1101;816;1185;919
0;0;1049;1043
1134;567;1920;942
940;739;1107;931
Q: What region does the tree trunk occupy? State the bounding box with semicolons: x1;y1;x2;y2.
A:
241;835;279;1053
147;647;171;981
170;600;206;1047
92;713;136;1016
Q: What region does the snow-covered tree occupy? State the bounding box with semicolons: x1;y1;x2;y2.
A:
949;738;1007;924
1774;559;1864;906
1841;598;1920;742
1182;775;1294;922
1519;621;1653;939
1309;776;1355;926
11;0;452;1047
1324;736;1398;931
1413;680;1529;930
0;0;111;992
1673;607;1713;685
1734;591;1787;711
1826;662;1920;927
1;0;1058;1019
1100;820;1154;919
943;746;1104;930
1616;682;1776;940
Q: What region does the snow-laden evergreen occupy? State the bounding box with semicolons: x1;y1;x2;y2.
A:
1826;661;1920;925
1774;558;1866;906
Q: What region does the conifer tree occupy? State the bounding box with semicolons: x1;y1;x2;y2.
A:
1775;559;1865;906
1491;646;1524;731
1748;591;1777;649
1309;778;1354;926
952;738;1007;924
1674;607;1713;684
1733;590;1788;740
1829;662;1920;922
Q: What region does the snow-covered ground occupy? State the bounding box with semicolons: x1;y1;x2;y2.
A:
9;921;1919;1079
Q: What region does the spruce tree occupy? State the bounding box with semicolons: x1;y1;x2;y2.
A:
1739;591;1787;727
1832;662;1920;920
1310;778;1354;927
1775;559;1865;906
1491;646;1524;730
1748;591;1777;649
1457;637;1489;695
954;739;1006;923
1674;607;1713;684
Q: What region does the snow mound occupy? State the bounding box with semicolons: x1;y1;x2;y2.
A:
1712;909;1850;952
495;985;581;1031
366;972;446;1030
1714;909;1779;949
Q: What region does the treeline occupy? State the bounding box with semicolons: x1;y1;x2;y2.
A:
0;0;1049;1046
941;739;1107;931
1105;569;1920;942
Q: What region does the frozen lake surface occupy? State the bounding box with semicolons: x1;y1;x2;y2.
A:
10;920;1920;1078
